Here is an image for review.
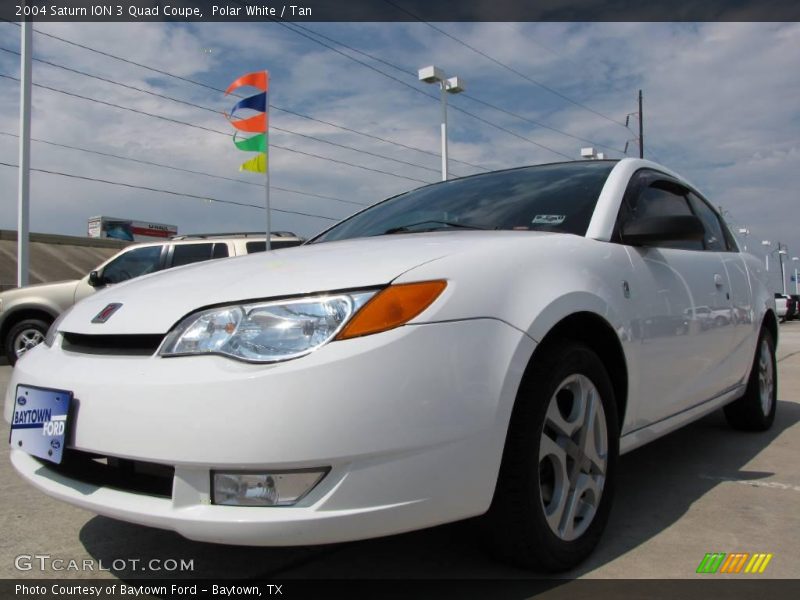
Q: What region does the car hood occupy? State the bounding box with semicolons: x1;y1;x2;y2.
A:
61;232;551;335
0;279;79;301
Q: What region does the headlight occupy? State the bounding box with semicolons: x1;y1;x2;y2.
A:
159;281;448;364
159;292;376;363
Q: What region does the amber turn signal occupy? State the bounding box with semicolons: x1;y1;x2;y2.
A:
337;281;447;340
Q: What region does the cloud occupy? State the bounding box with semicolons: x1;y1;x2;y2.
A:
0;21;798;294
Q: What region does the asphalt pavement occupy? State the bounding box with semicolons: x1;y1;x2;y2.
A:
0;323;798;581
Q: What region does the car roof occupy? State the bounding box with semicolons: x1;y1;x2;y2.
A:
120;232;303;249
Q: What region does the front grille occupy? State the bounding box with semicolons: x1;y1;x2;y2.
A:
61;332;164;356
44;450;174;498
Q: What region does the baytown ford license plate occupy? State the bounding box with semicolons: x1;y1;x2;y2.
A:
10;385;72;464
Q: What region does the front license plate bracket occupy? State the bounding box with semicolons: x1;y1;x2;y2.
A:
10;385;73;464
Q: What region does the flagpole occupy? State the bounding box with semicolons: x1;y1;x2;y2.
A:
264;70;271;251
17;19;32;287
225;70;269;245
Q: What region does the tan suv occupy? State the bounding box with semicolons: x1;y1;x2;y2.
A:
0;232;303;364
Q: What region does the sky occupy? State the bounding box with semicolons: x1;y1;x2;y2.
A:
0;21;798;293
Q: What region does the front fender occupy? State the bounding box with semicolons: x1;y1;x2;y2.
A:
0;301;61;337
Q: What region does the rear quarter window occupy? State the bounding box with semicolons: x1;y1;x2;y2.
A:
246;240;302;253
171;243;216;267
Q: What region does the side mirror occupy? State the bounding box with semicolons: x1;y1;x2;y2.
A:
622;215;705;247
87;270;105;287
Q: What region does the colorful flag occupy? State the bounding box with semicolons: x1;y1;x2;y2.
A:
233;132;266;153
239;154;266;174
226;71;269;173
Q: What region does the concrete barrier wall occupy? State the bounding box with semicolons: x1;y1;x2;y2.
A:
0;230;130;292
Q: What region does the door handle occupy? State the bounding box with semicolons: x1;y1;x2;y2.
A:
714;274;724;288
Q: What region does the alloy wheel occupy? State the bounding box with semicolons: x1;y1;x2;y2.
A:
14;328;45;358
758;339;774;416
539;374;608;542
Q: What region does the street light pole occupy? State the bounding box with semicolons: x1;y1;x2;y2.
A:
763;240;789;293
439;80;448;181
762;240;771;272
793;257;799;295
418;65;465;181
778;244;788;295
737;228;749;252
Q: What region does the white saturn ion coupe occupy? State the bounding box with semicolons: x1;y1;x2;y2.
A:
6;159;777;571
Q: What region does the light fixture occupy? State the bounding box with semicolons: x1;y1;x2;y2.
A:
418;65;465;181
212;470;328;506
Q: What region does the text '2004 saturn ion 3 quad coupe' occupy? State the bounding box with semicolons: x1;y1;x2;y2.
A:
5;159;777;571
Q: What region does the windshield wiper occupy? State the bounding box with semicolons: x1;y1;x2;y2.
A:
383;220;489;235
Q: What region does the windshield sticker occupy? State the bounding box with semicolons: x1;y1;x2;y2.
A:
532;215;566;225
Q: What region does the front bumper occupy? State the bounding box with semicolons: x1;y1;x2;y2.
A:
5;319;533;545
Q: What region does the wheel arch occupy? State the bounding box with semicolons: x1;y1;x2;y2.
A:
1;307;57;346
528;311;629;429
762;308;778;345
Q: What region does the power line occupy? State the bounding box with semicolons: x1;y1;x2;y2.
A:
0;72;433;185
286;21;624;156
0;46;447;178
0;160;342;221
2;19;228;97
381;0;629;129
269;22;436;104
459;94;624;156
0;23;487;173
498;23;591;76
268;104;487;171
0;131;366;207
272;124;443;176
4;16;614;160
287;22;415;78
272;21;574;160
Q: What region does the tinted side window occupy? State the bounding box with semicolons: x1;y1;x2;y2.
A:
635;184;693;218
246;240;302;253
719;220;739;252
171;243;215;267
624;181;703;251
686;193;725;251
102;246;162;284
273;240;303;249
692;195;739;252
212;243;230;258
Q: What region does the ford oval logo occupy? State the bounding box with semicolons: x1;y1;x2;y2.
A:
92;302;123;324
50;440;61;450
17;397;26;406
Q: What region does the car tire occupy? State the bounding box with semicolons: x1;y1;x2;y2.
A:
5;318;50;366
723;327;777;432
482;340;619;572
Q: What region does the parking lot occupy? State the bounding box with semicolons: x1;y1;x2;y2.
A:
1;323;798;581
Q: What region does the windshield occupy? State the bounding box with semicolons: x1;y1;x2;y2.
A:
311;161;616;243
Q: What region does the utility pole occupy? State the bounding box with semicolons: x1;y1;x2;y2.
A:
17;18;32;288
638;89;644;159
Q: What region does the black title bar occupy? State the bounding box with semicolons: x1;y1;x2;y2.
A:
3;579;800;600
4;0;800;22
